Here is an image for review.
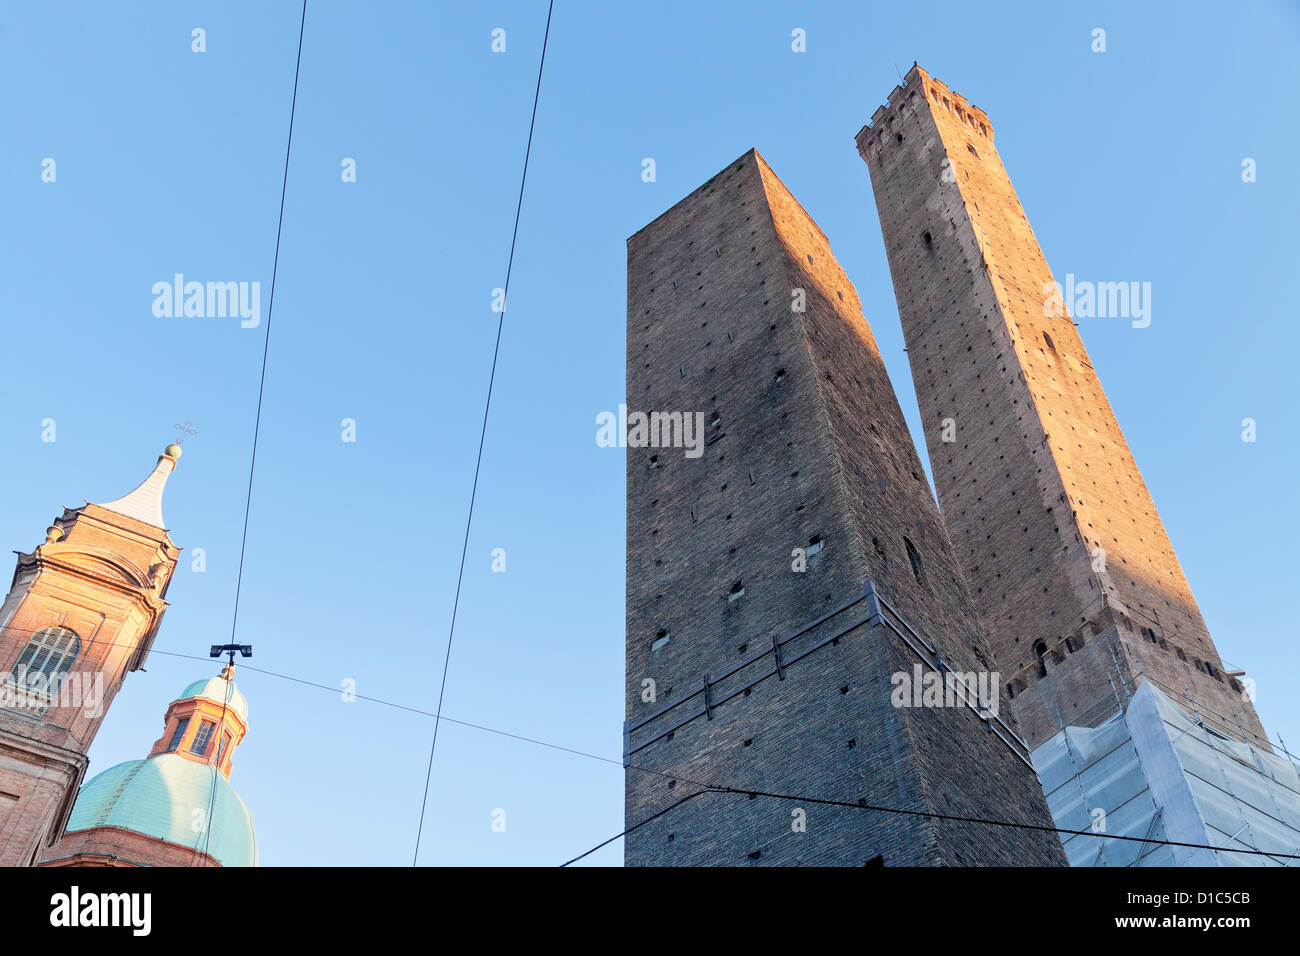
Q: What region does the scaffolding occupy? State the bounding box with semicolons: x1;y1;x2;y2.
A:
1031;679;1300;866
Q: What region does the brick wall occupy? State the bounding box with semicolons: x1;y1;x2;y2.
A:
0;501;178;865
624;149;1065;865
39;825;219;868
858;65;1266;747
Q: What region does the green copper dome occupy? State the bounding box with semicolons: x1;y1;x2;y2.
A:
66;753;257;866
179;675;248;720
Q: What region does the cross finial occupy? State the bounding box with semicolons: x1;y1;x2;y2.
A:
172;421;198;445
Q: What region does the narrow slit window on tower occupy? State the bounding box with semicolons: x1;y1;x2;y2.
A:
806;535;824;558
706;415;725;446
922;231;932;247
728;580;745;603
967;143;979;158
1033;640;1049;678
903;536;926;587
652;629;670;651
1043;332;1057;355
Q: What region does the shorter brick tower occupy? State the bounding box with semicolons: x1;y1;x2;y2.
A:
0;445;182;866
40;665;257;867
624;150;1064;865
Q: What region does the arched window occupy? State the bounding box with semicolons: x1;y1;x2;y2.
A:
1033;640;1049;679
10;626;81;688
5;626;80;716
903;537;926;588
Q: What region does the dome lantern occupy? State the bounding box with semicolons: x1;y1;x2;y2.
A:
38;666;257;867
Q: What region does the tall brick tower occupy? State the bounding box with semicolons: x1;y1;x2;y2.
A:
0;445;182;865
624;149;1064;866
856;65;1265;749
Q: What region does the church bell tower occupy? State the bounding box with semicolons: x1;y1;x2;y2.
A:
0;445;183;865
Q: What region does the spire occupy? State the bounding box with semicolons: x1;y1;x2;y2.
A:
96;444;182;529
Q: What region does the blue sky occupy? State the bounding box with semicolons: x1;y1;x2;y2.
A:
1;0;1296;866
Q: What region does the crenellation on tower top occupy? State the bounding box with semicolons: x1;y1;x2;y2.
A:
858;64;993;165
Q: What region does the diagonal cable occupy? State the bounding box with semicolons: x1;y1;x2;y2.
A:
412;0;556;866
193;0;307;867
229;0;308;646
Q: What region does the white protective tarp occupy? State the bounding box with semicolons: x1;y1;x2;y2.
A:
1031;681;1300;866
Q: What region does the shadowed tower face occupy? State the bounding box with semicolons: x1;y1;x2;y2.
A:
857;65;1265;748
624;149;1064;866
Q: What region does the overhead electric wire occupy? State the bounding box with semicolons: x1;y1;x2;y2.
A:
561;784;1300;867
12;616;1293;866
191;683;232;868
229;0;307;647
86;635;1300;868
558;789;715;867
16;620;1300;775
188;0;307;869
10;0;1284;876
412;0;555;867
